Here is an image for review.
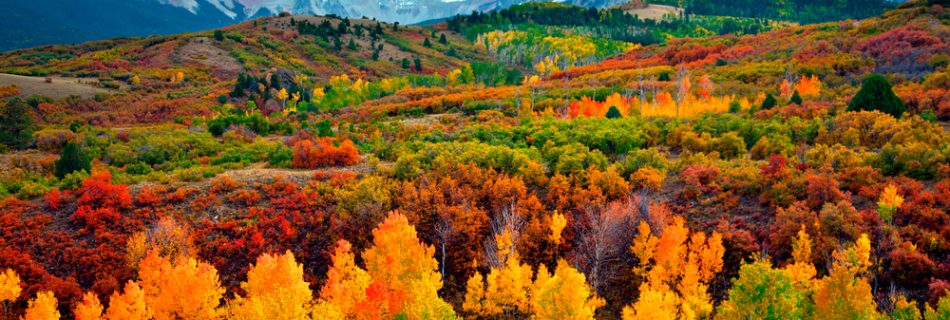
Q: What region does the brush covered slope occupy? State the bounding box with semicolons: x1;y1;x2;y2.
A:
0;1;948;320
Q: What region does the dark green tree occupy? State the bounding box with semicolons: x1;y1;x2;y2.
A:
54;141;91;179
847;74;905;118
414;57;423;71
316;119;334;137
423;37;432;48
0;98;36;149
401;58;411;69
439;34;448;45
658;72;671;81
761;93;777;110
729;99;742;113
213;30;224;41
790;90;803;105
605;106;622;119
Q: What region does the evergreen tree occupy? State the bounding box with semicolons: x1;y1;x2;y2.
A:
316;120;334;137
790;90;803;105
439;34;448;45
414;57;423;71
605;106;622;119
401;58;411;69
761;93;777;110
0;98;35;150
54;141;91;179
847;74;905;118
213;30;224;41
658;72;671;81
423;37;432;48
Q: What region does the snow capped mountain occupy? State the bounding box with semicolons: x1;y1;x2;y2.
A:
159;0;629;25
0;0;625;52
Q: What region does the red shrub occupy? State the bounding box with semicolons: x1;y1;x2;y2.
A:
45;189;66;210
291;137;360;169
77;170;132;210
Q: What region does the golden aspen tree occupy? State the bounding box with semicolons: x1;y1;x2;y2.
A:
74;292;104;320
925;291;950;320
319;240;370;318
138;250;224;320
813;234;879;320
105;281;150;320
232;251;312;320
877;184;904;223
462;262;488;316
466;227;534;317
0;268;21;317
126;216;194;273
23;291;59;320
796;75;821;97
530;260;604;320
716;258;812;320
891;295;921;320
791;225;813;265
550;211;567;246
312;87;325;102
310;301;344;320
784;225;817;286
780;79;793;98
362;212;455;319
550;211;567;260
277;88;289;107
624;217;724;320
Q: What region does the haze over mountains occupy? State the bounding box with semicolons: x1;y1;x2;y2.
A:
0;0;629;52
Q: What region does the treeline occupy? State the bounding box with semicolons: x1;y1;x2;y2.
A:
652;0;896;24
447;2;777;45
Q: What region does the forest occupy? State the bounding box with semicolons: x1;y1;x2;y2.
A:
0;0;948;319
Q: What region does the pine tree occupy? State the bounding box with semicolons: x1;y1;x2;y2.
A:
54;141;91;179
790;90;803;105
439;34;448;45
606;106;623;119
761;93;777;110
847;73;905;118
423;37;432;48
401;58;411;69
0;98;35;149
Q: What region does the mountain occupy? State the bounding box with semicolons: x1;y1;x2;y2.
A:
0;0;250;52
0;0;628;52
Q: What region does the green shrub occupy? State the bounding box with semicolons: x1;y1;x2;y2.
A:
54;142;91;179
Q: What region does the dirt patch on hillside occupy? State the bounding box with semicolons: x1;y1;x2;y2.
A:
175;37;244;78
622;4;683;21
0;73;116;98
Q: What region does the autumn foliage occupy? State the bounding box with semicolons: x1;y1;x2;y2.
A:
291;136;360;169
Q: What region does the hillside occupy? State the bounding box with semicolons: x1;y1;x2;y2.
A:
0;1;948;320
0;14;485;82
